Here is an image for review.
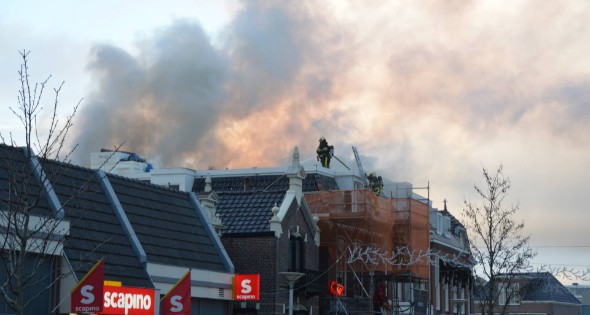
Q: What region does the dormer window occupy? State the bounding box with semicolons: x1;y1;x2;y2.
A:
442;216;451;238
431;211;454;237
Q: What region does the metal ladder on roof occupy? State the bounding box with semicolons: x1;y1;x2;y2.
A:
352;146;367;188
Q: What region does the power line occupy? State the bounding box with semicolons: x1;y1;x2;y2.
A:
530;262;590;267
530;245;590;248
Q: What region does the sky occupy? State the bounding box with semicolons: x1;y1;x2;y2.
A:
1;1;589;284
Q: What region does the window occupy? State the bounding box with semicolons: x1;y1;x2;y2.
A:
498;283;520;305
289;235;305;271
443;216;451;237
395;282;413;302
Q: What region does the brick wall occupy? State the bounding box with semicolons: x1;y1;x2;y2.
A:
222;200;320;314
222;235;278;309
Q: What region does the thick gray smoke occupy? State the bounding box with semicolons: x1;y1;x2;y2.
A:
72;2;343;168
70;0;590;189
73;20;228;167
65;0;590;283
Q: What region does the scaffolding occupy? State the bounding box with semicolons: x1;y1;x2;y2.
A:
305;189;430;314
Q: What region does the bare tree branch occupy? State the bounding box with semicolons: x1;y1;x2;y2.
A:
0;50;106;315
461;165;536;315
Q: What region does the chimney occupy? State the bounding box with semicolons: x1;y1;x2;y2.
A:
243;177;250;191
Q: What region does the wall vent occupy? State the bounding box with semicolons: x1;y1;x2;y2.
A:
219;288;224;298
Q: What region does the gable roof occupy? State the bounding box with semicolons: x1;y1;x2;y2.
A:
106;174;229;272
2;143;233;289
192;169;330;236
40;159;153;288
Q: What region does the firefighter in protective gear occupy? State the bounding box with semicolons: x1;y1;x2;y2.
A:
373;280;391;314
316;137;333;168
366;171;384;195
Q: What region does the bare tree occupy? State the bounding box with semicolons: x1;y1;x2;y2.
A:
0;50;81;315
461;165;535;315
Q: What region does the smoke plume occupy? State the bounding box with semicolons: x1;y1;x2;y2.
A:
72;0;590;188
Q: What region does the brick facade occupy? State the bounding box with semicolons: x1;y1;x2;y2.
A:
223;200;320;314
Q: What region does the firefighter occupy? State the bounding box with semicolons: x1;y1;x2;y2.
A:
316;136;333;168
373;280;391;314
366;171;384;195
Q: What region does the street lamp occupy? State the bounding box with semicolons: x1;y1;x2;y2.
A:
279;272;305;315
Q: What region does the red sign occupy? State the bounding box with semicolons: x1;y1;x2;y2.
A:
161;270;192;315
330;281;345;297
233;274;260;301
71;258;104;313
100;285;155;315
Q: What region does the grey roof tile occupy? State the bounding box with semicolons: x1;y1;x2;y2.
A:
38;158;153;288
0;144;53;217
520;272;581;304
477;272;581;305
192;173;327;236
3;144;233;286
215;191;285;234
106;174;228;272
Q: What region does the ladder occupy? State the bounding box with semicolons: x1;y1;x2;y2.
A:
352;146;367;188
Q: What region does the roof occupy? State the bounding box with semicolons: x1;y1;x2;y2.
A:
518;272;581;304
192;171;330;236
193;173;339;193
40;159;153;288
0;144;54;217
215;190;285;234
2;144;233;288
106;174;229;271
476;272;582;305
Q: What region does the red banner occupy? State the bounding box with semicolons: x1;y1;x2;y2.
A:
100;285;155;315
71;258;104;314
233;274;260;301
161;270;192;315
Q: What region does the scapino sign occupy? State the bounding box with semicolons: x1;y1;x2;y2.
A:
101;285;155;315
71;259;104;313
70;259;155;315
233;274;260;301
161;270;192;315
